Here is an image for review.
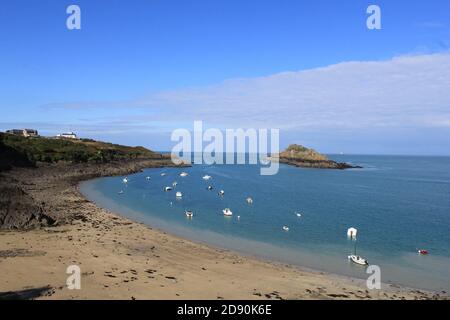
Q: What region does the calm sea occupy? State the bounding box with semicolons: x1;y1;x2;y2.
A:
80;155;450;292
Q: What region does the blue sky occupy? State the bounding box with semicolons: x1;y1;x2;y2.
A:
1;0;450;154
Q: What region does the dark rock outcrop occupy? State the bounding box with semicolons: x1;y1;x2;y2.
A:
0;177;55;230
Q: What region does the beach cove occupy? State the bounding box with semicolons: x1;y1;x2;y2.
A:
0;157;448;299
80;155;450;293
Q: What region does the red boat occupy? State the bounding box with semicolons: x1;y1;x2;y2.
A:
418;249;429;255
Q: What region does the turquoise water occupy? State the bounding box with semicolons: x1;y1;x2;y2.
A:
80;155;450;292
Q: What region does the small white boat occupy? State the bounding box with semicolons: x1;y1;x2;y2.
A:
348;255;369;266
179;172;189;177
246;197;253;204
218;190;225;196
202;175;212;181
185;210;194;218
296;212;302;218
282;226;290;232
207;185;213;190
223;208;233;216
161;173;166;177
172;181;178;187
164;186;173;192
176;191;183;198
122;177;128;184
146;176;151;180
348;240;368;266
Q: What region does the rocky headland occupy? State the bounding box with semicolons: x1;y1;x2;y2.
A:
0;133;185;230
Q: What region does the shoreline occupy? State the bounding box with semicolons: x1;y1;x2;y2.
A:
79;181;369;284
79;173;449;296
0;161;447;300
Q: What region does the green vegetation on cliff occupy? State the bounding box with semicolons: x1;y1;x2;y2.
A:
0;132;165;171
280;144;330;162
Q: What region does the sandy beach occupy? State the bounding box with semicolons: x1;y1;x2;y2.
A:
0;161;447;300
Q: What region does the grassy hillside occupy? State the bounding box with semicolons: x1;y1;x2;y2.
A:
0;132;165;170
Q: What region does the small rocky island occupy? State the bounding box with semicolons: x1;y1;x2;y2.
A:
278;144;361;170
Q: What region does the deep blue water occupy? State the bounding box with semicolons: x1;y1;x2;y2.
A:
80;155;450;292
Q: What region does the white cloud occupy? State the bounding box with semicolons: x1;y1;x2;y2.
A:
133;53;450;131
32;52;450;153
